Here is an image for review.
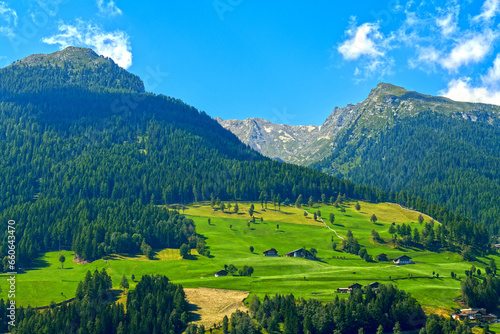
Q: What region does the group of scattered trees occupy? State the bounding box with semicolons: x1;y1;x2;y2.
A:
224;264;254;277
384;218;490;260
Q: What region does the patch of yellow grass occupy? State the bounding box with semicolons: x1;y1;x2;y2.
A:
422;305;452;317
184;288;249;328
346;202;437;225
115;290;128;310
105;249;199;262
181;202;324;227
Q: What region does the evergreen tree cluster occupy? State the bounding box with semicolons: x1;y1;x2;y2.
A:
75;269;113;302
419;314;472;334
461;275;500;312
10;274;189;334
249;284;426;334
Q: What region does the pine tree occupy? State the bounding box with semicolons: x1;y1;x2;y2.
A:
180;244;189;258
490;258;497;275
120;275;129;290
389;224;396;235
222;315;229;334
295;194;303;208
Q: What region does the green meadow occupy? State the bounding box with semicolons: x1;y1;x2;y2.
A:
2;201;498;317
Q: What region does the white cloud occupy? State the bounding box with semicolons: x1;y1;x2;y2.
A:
338;21;386;60
482;54;500;84
440;31;497;71
336;0;500;99
42;20;132;69
436;5;460;36
440;77;500;105
96;0;122;17
473;0;500;23
416;46;440;64
0;1;18;38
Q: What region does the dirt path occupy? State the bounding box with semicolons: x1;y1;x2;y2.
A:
292;205;345;241
184;288;249;328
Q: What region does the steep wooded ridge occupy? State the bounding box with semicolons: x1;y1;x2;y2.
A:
219;83;500;229
4;47;472;266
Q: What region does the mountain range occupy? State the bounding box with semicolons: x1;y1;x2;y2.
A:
218;83;500;228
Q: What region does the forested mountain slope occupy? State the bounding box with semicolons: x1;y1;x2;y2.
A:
220;83;500;230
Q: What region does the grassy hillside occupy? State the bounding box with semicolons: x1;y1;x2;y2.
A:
4;201;499;317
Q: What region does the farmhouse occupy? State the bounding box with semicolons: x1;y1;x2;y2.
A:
337;283;363;293
214;270;228;277
494;243;500;249
285;248;313;259
263;248;279;257
366;282;380;290
393;255;413;265
451;308;497;323
482;314;498;322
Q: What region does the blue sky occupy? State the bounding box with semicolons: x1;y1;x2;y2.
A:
1;1;500;125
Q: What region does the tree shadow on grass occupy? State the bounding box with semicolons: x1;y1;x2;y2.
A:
197;233;208;241
105;253;140;260
59;266;74;270
275;211;293;215
28;256;51;270
109;289;125;303
187;302;202;322
314;258;328;264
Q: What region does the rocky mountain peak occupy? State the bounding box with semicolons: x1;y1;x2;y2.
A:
367;83;409;102
3;46;145;93
12;47;104;67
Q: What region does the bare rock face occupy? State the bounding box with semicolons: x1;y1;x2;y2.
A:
217;83;500;166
